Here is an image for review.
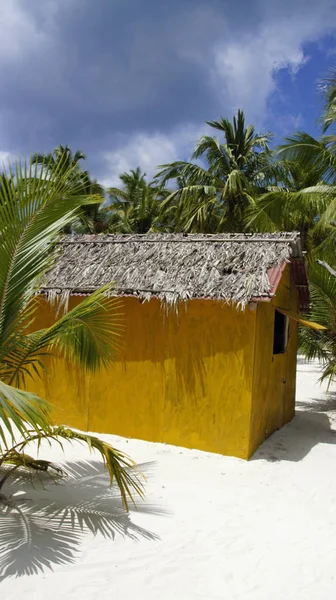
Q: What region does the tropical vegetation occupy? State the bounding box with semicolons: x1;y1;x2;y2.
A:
2;66;336;470
0;157;143;508
155;110;273;233
107;167;171;233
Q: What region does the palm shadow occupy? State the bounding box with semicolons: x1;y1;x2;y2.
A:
296;356;323;374
296;391;336;413
0;460;164;580
254;410;336;462
253;358;336;462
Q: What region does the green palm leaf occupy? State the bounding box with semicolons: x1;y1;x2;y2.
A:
2;427;145;510
155;110;273;233
0;381;51;449
319;67;336;133
278;133;336;183
3;287;123;387
0;155;143;508
0;158;103;349
299;263;336;385
107;167;171;233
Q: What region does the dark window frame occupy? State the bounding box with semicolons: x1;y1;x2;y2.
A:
273;309;289;355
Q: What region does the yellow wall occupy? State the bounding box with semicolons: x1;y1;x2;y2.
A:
29;266;299;460
248;265;299;457
29;296;257;459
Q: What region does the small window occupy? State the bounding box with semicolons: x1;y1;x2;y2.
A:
273;310;289;355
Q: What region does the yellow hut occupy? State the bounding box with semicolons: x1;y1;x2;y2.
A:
33;232;311;459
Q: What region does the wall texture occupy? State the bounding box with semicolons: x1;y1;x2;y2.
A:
30;296;257;459
249;265;299;457
29;266;299;459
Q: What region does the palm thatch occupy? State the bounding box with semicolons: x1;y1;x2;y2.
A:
40;233;305;309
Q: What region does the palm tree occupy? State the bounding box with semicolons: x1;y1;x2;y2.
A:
246;156;329;252
245;66;336;385
0;156;143;509
32;144;86;174
156;176;224;233
74;171;110;233
299;262;336;384
246;68;336;256
155;110;273;232
320;67;336;135
107;167;170;233
32;146;95;233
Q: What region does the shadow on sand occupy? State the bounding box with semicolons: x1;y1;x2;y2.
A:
296;355;323;374
254;409;336;463
254;363;336;463
0;460;165;580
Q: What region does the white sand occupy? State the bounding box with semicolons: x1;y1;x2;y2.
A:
1;358;336;599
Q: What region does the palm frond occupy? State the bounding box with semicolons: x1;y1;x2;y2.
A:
223;169;248;197
319;67;336;132
299;262;336;385
246;185;333;236
34;287;123;372
155;161;214;186
0;158;103;350
278;133;336;183
107;187;131;202
106;169;170;233
207;116;235;141
0;381;51;449
4;427;145;510
0;155;146;508
3;287;123;387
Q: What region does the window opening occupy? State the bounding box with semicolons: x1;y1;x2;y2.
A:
273;309;289;355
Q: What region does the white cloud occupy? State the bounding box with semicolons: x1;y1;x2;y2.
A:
213;37;306;122
0;150;16;171
0;0;63;62
211;1;336;123
0;0;80;108
98;0;336;181
0;0;336;177
0;1;41;60
0;151;14;162
100;125;204;187
271;113;304;136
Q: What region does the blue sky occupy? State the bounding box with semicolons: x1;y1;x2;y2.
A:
1;0;336;185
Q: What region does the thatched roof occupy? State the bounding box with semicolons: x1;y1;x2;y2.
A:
41;233;306;308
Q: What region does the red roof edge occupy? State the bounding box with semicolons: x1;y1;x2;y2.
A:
268;261;288;296
291;257;310;312
252;258;309;312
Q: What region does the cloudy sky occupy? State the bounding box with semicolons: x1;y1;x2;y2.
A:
2;0;336;185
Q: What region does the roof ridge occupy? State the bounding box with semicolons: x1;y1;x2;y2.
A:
58;233;300;245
